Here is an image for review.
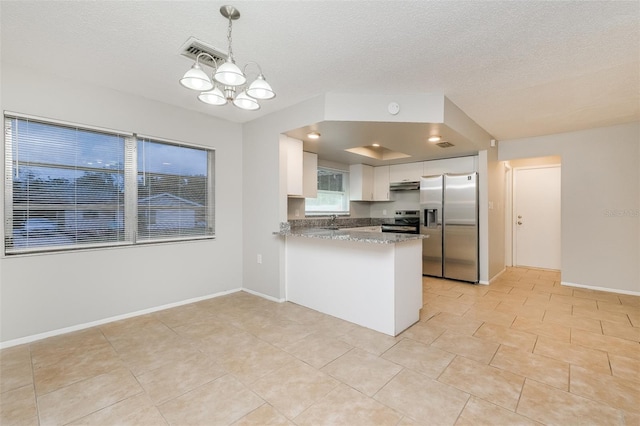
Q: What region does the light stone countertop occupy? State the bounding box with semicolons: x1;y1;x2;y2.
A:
274;228;426;244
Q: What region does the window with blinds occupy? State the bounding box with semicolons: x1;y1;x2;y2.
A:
4;114;215;254
305;167;350;215
137;137;214;241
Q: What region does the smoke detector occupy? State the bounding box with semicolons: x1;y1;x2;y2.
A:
179;37;227;67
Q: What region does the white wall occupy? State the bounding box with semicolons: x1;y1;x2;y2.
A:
243;96;327;300
0;65;244;344
324;93;445;123
499;122;640;293
485;147;506;281
508;156;561;169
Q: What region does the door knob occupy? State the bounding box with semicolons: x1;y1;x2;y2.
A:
517;221;523;225
517;215;522;219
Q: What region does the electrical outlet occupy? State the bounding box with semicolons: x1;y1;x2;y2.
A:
257;254;262;264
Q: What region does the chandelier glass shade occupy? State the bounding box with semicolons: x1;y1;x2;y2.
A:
197;86;226;105
214;61;246;86
180;63;214;91
179;5;275;111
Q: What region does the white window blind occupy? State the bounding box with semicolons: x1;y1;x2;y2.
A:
137;137;214;242
4;116;131;253
4;114;215;254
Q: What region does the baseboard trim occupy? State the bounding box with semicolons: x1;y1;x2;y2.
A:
477;267;508;286
485;267;507;285
561;281;640;297
0;288;242;349
242;288;286;303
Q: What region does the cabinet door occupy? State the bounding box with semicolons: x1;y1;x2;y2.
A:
303;152;318;198
282;136;303;196
389;162;423;182
373;166;390;201
349;164;374;201
423;156;477;176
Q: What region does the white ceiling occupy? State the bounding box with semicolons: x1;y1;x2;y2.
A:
2;1;638;150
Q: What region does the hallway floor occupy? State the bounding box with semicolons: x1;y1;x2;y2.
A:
1;267;639;425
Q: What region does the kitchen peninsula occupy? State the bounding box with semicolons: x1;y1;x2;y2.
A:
276;227;424;336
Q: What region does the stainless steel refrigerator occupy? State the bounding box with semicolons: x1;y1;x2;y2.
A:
420;172;479;283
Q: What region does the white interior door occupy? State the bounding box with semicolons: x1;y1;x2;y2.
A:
514;166;561;270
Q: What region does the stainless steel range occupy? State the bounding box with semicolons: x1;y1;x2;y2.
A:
381;210;420;234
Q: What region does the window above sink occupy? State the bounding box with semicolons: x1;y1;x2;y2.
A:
305;167;350;216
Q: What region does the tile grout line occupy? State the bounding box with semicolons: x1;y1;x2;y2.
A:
363;365;405;409
513;378;539;423
27;344;41;426
451;392;472;425
564;365;628;417
96;323;225;424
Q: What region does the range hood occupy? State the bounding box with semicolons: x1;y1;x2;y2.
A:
390;181;420;191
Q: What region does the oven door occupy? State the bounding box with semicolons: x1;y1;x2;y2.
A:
381;224;419;234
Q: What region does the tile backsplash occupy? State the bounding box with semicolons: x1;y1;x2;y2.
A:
284;217;392;230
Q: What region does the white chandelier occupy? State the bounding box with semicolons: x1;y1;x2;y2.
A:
180;5;275;111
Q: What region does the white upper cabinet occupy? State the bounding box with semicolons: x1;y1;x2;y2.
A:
314;155;478;202
282;135;317;198
303;151;318;198
350;164;374;201
389;162;424;182
282;136;303;196
350;164;391;201
423;156;477;176
373;166;390;201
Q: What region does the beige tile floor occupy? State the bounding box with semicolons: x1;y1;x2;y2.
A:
1;267;639;425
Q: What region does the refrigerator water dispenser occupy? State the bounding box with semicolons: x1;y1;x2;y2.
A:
424;209;438;227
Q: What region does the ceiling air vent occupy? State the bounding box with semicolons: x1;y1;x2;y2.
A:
179;37;227;67
437;141;455;148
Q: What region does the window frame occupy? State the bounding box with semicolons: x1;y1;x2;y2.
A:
304;166;350;216
135;134;215;244
3;112;215;255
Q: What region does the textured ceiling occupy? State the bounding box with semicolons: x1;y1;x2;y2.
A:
1;0;638;142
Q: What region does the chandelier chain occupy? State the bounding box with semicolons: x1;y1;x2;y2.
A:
226;16;234;62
